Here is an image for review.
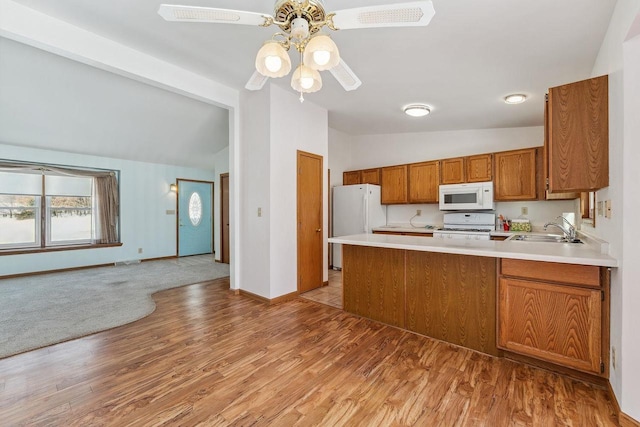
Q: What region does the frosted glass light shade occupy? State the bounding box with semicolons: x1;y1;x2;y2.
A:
255;41;291;78
291;64;322;93
303;35;340;71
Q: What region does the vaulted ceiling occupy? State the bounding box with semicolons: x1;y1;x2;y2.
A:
0;0;617;167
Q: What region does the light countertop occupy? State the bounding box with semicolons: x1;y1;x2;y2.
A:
372;225;436;234
329;233;617;267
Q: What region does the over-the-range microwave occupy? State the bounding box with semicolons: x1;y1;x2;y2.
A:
439;181;495;211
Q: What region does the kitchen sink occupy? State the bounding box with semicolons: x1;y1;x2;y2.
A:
508;234;582;243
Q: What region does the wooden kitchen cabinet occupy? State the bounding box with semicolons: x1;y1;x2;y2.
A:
440;157;465;184
342;245;405;328
360;168;381;185
381;165;408;204
494;148;537;201
546;75;609;193
343;170;361;185
408;161;440;203
498;259;609;376
466;153;492;182
406;251;498;355
536;148;579;200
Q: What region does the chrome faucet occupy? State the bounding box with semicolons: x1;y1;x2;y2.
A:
544;215;577;241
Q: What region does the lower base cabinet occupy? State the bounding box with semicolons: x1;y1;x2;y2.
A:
498;259;609;376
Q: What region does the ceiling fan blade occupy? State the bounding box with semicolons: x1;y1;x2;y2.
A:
158;4;273;26
330;1;435;30
329;59;362;92
245;71;269;91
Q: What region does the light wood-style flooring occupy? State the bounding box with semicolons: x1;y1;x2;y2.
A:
299;269;342;308
0;278;619;426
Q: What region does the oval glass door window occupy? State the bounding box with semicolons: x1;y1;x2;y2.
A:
188;192;203;226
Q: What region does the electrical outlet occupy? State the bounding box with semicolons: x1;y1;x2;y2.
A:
605;200;612;218
521;206;528;215
612;346;616;370
416;209;422;216
258;207;262;217
138;248;143;254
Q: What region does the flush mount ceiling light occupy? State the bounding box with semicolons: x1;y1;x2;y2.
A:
504;94;527;104
404;104;431;117
158;1;435;102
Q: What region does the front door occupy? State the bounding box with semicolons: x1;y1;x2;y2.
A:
178;179;213;257
297;150;323;293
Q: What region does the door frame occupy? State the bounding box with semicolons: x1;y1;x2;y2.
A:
296;150;324;293
220;173;230;264
176;178;215;257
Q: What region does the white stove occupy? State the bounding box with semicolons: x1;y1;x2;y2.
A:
433;212;496;241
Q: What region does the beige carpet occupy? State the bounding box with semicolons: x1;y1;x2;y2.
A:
0;255;229;359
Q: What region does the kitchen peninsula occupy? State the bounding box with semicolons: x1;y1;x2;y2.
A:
329;233;617;377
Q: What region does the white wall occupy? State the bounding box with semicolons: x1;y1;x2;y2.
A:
328;128;352;189
348;126;544;169
270;85;329;298
589;0;640;419
239;88;272;298
212;146;229;261
238;84;328;299
621;31;640;421
0;143;215;276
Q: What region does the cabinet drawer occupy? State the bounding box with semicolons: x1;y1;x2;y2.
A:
501;259;600;288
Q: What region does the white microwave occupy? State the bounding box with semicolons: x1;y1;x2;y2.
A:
439;181;495;211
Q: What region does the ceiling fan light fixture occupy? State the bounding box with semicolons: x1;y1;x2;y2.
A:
255;41;291;78
304;34;340;71
291;64;322;93
504;94;527;104
403;104;431;117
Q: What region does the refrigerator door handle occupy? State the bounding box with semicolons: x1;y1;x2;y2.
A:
363;193;369;233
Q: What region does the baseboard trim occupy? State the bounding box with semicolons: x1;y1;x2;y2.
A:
0;263;114;279
607;381;640;427
621;412;640;427
1;255;182;279
141;255;178;263
238;289;299;305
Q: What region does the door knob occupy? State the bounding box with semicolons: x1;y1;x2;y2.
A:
316;228;321;232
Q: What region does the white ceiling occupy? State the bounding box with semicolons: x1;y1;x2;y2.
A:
1;0;617;166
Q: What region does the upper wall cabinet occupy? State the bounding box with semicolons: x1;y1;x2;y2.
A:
441;154;493;185
343;170;361;185
494;148;537;201
466;154;493;182
440;158;465;184
381;165;408;204
546;75;609;193
361;168;381;185
408;161;440;203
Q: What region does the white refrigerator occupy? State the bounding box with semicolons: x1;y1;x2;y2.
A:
332;184;387;269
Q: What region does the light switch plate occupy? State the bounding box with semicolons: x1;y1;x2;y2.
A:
597;201;604;217
166;209;175;215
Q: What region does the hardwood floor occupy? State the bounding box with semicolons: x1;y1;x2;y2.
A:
299;269;342;308
0;278;619;426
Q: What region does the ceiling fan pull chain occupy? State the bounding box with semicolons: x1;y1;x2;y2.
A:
299;49;305;103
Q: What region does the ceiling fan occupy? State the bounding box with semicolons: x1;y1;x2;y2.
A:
158;0;435;101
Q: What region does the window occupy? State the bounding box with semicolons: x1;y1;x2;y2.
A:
0;163;119;251
188;192;203;226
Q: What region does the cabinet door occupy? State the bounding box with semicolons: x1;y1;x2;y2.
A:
343;245;405;328
498;277;602;374
361;168;381;185
547;75;608;192
343;170;361;185
494;148;537;201
408;161;440;203
381;165;408;204
466;154;492;182
441;158;465;184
